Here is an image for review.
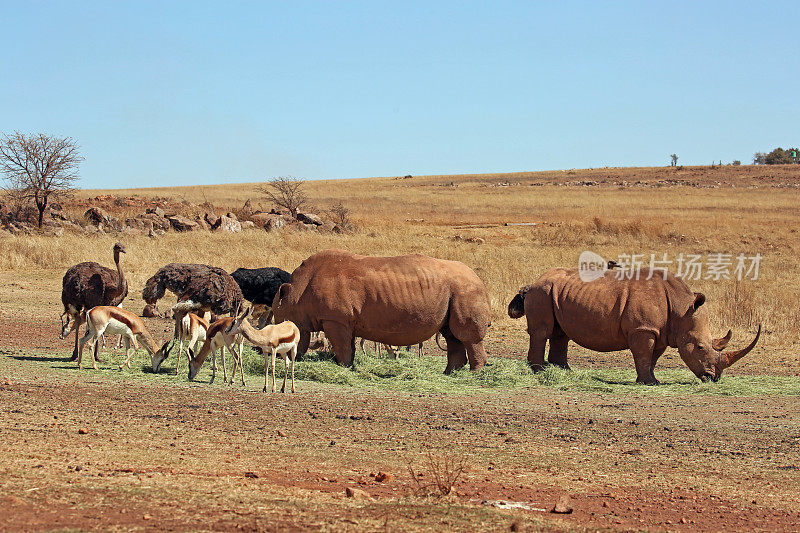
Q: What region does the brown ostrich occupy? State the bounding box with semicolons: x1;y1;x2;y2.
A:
142;263;243;317
60;243;128;361
142;263;243;366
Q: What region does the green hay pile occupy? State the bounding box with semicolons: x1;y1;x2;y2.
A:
235;346;800;397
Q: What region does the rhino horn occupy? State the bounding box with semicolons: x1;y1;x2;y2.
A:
712;329;733;351
720;324;761;368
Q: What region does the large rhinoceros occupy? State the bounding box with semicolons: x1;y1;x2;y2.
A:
272;249;491;374
507;268;760;384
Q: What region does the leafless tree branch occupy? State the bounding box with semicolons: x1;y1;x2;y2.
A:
258;176;308;218
0;132;82;227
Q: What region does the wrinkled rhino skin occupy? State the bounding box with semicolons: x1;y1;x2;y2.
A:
273;249;491;374
508;268;760;384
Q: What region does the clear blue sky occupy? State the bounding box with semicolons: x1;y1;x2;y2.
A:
1;1;797;189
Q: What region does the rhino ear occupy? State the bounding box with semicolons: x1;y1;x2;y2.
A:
692;292;706;311
277;283;292;302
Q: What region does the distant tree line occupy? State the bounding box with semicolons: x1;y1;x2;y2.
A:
753;147;799;165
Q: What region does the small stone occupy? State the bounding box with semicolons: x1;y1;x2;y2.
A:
78;428;88;435
143;514;152;520
552;494;573;514
374;471;395;483
244;472;259;478
277;430;287;437
345;487;373;500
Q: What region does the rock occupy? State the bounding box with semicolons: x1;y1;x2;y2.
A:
78;428;88;435
225;212;238;221
42;226;64;237
296;212;323;225
374;471;395;483
241;220;255;229
83;224;103;235
146;206;165;218
250;213;274;227
345;487;373;501
9;222;34;234
244;472;259;478
204;212;219;228
264;218;284;232
84;207;113;226
199;201;215;213
168;215;198;232
214;215;241;233
126;217;144;229
551;494;573;514
120;226;143;236
277;430;287;437
241;199;254;217
194;216;210;231
137;213;170;231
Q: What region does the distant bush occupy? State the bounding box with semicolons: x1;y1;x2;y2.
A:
732;160;742;166
754;147;798;165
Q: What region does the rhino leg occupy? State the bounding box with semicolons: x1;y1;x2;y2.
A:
547;331;570;370
295;328;311;361
524;289;555;372
629;331;660;385
442;331;467;375
322;321;355;367
465;341;487;371
650;347;666;377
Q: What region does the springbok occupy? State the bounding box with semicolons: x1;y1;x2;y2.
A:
187;317;246;385
174;312;209;375
76;306;170;370
226;306;300;393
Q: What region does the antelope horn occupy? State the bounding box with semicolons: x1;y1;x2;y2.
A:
720;324;761;368
712;329;733;351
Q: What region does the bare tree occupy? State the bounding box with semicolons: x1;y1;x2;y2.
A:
326;201;354;231
0;132;82;227
670;154;678;167
258;176;308;218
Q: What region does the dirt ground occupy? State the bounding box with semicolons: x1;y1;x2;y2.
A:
1;313;800;532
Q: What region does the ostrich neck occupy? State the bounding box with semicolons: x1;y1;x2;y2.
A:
114;250;126;290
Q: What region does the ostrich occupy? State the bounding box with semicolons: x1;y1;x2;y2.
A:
230;267;291;327
60;242;128;361
142;263;244;363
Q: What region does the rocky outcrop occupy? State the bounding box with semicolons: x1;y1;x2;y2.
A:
167;215;198;232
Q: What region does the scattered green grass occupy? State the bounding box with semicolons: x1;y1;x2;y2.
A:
238;346;800;397
11;347;800;397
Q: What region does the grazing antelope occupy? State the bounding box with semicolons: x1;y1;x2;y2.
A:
76;306;170;370
226;306;300;393
250;304;273;328
187;317;246;385
174;312;209;375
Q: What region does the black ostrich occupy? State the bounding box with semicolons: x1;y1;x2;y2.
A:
230;267;291;326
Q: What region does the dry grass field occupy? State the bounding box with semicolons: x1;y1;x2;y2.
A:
1;164;800;531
